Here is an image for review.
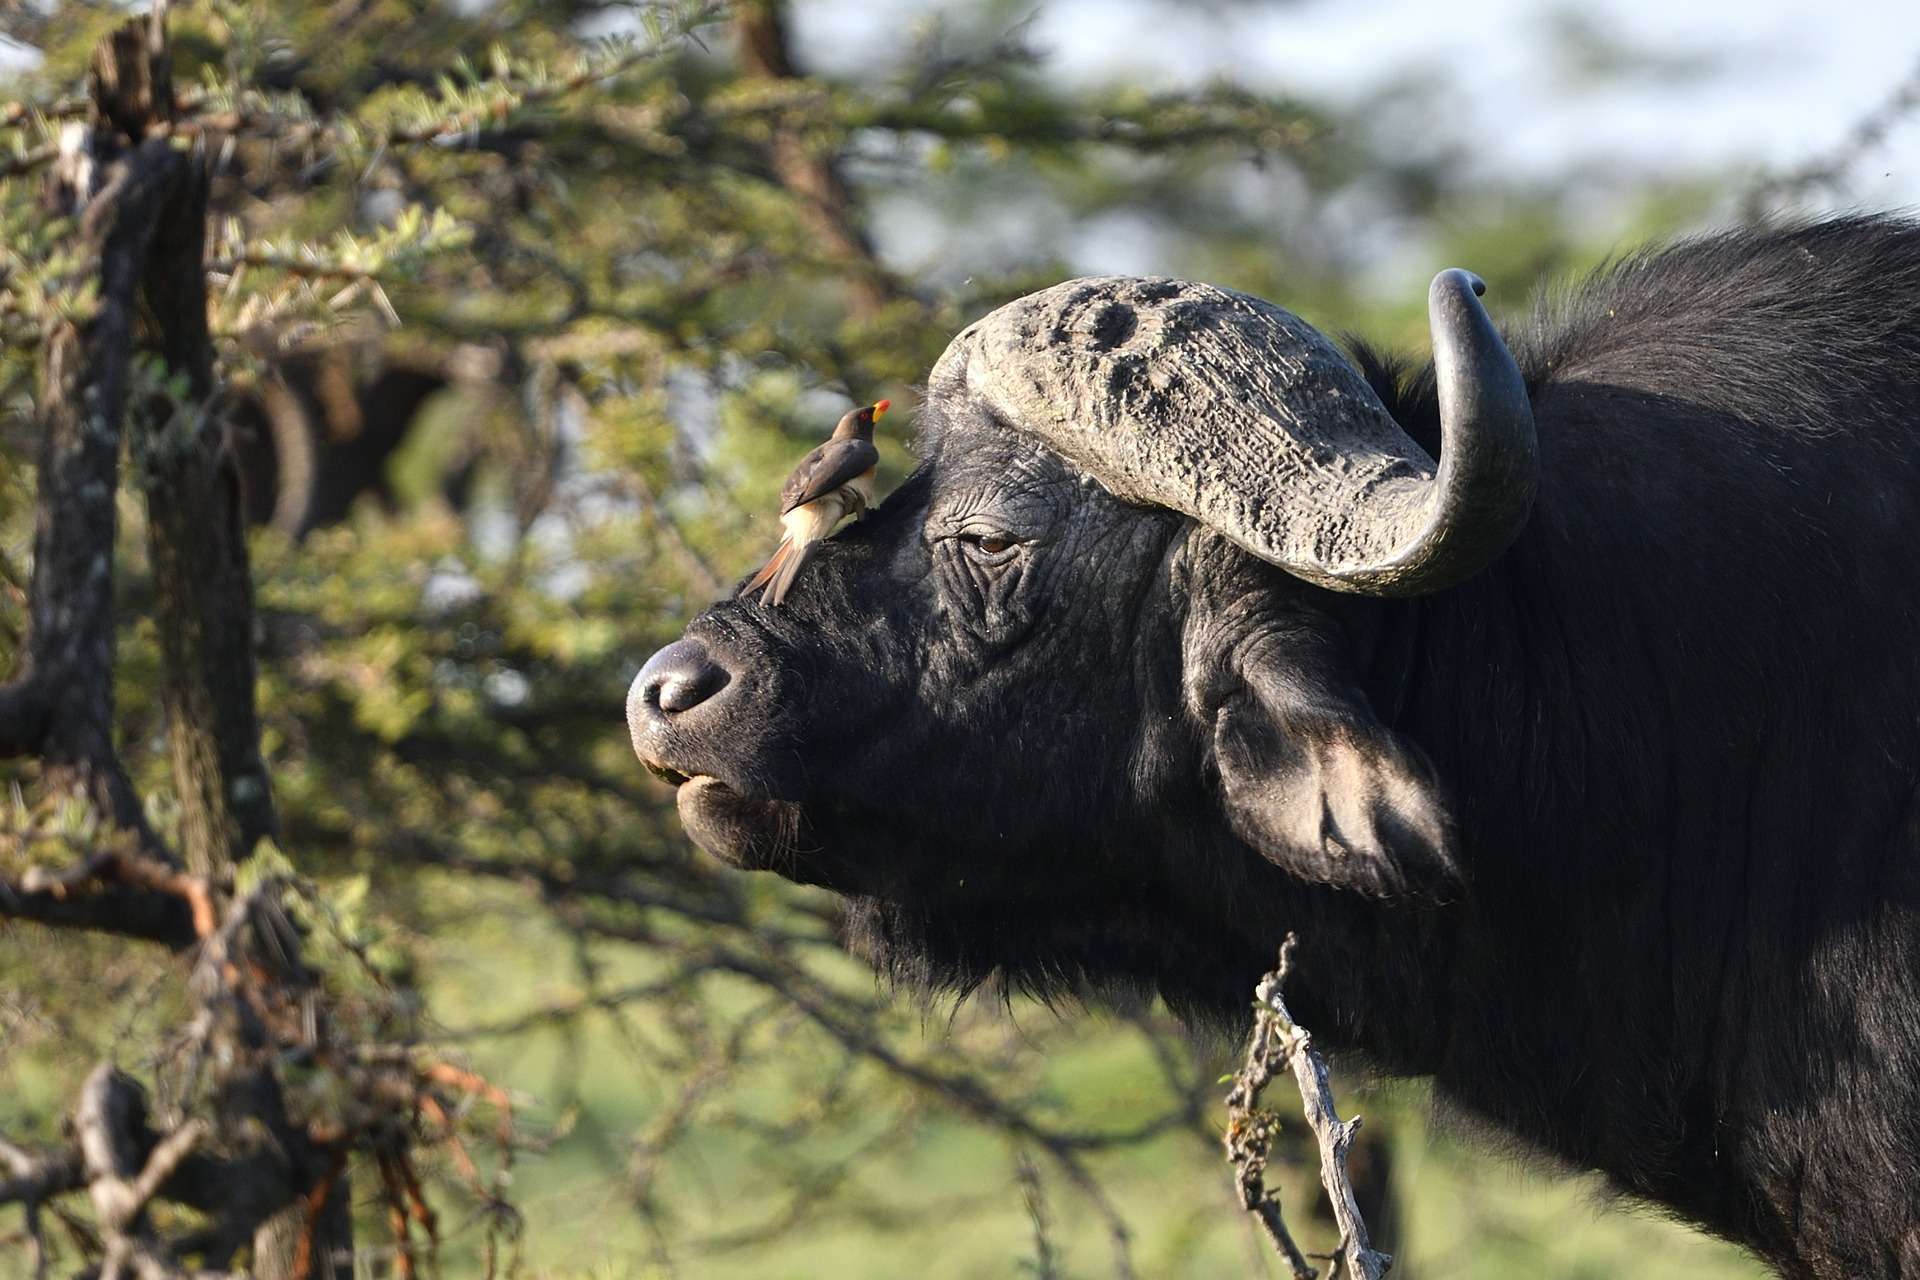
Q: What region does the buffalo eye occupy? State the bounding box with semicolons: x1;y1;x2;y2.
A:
957;531;1020;564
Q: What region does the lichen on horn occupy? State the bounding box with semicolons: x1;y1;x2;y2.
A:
929;270;1538;596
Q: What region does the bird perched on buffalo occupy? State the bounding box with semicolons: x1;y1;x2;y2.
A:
745;399;889;606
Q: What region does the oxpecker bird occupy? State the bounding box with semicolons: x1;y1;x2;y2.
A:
744;400;889;606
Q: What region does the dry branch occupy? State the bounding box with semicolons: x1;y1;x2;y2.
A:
732;0;901;319
0;1135;83;1280
1226;935;1392;1280
75;1065;205;1279
0;850;203;947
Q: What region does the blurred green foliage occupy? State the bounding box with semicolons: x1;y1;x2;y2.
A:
0;0;1783;1275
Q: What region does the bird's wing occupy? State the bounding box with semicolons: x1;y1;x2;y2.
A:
778;439;879;514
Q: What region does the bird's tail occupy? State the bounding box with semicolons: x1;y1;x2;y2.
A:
743;537;816;606
742;538;790;598
765;539;815;606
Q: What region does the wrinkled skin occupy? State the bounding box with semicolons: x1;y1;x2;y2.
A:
639;410;1453;1041
631;218;1920;1279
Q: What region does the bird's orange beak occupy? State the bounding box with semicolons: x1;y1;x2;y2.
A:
872;399;891;419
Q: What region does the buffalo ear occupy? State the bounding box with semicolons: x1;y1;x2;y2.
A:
1205;650;1460;903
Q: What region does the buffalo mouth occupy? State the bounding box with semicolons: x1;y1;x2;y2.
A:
643;760;899;895
644;763;1258;1022
643;760;694;787
640;764;821;880
675;776;796;872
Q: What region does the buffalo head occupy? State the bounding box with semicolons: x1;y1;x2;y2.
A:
627;269;1535;1027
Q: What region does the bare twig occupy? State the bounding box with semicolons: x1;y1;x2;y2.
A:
75;1065;211;1278
644;933;1145;1278
1227;935;1392;1280
1013;1149;1059;1280
1225;934;1318;1279
0;1134;83;1280
438;975;693;1041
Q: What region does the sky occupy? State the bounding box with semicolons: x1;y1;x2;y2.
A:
8;0;1913;199
772;0;1920;290
794;0;1920;209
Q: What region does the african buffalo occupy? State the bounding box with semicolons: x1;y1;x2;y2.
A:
628;215;1920;1278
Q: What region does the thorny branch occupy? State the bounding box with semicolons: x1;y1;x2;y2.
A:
1226;934;1392;1280
0;7;725;177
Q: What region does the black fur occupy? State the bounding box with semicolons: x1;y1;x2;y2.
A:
633;216;1920;1278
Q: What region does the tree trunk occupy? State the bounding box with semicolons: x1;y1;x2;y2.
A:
132;136;277;875
30;10;353;1274
732;0;898;319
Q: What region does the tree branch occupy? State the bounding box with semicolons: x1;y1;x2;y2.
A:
731;0;901;320
8;132;186;862
1225;934;1319;1279
75;1064;192;1279
0;874;198;948
4;1;276;897
1228;935;1392;1280
0;1134;83;1280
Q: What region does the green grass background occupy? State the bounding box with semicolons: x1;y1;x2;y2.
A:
404;880;1770;1280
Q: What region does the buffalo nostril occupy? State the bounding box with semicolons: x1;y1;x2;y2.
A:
632;639;731;719
659;668;726;714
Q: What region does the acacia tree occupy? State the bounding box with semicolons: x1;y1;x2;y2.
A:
0;3;1397;1276
0;11;543;1275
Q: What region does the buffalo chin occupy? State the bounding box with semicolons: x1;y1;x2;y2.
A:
839;889;1260;1033
676;779;874;893
675;777;803;872
680;784;1263;1027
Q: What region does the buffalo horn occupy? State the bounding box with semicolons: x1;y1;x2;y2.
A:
928;269;1537;595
